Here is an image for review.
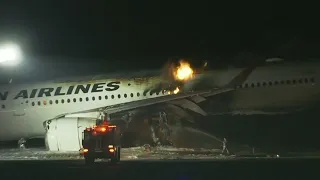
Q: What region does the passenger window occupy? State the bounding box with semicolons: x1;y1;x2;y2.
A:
292;79;296;84
256;82;260;87
262;82;267;87
118;94;121;98
86;97;89;101
67;99;70;103
280;80;284;84
1;105;5;109
49;100;53;104
61;99;65;103
268;82;272;86
92;97;95;101
304;78;309;83
111;95;114;99
244;84;248;88
130;93;134;97
32;102;35;106
274;81;279;85
298;79;303;83
137;92;140;97
79;98;83;102
43;101;47;105
251;83;254;88
124;94;127;98
73;98;76;102
105;95;108;100
286;80;291;84
37;101;41;106
55;100;58;104
310;77;315;83
98;96;102;100
26;100;29;104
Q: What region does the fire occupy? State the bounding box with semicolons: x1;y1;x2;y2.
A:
173;60;194;81
173;87;179;94
166;87;180;95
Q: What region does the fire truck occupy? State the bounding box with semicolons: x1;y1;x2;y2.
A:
80;120;121;165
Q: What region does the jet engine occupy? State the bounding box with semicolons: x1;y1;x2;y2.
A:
43;112;99;151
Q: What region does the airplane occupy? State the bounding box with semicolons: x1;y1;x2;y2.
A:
0;59;319;151
197;59;319;116
0;60;244;151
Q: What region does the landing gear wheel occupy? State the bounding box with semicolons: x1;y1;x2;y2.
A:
111;147;121;164
84;156;95;165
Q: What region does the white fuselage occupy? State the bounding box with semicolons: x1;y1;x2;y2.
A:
0;76;169;141
1;61;320;141
203;62;320;115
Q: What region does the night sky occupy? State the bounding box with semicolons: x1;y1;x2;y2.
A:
0;1;319;81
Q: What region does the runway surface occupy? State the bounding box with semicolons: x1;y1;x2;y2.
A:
1;147;320;179
1;158;320;180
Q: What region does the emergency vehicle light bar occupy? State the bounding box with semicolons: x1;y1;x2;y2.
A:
90;125;117;133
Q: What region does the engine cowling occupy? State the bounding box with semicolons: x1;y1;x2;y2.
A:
44;117;96;151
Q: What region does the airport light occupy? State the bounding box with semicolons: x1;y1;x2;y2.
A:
0;43;23;66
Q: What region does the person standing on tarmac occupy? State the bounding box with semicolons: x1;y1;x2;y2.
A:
221;138;229;155
18;138;26;150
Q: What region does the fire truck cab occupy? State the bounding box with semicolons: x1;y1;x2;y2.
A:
81;121;121;165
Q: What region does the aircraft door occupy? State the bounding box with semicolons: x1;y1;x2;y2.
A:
10;98;28;138
12;99;26;117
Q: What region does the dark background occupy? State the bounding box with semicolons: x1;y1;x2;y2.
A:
0;1;320;151
0;1;319;81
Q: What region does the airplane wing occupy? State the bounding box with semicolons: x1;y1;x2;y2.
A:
105;88;234;114
55;87;234;120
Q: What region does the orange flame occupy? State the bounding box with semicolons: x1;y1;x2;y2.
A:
173;60;194;81
173;87;180;94
166;87;180;95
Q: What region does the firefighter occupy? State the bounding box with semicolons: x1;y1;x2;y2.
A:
221;138;229;155
18;138;26;150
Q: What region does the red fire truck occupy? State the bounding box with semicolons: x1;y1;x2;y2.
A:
80;121;121;165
